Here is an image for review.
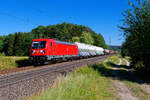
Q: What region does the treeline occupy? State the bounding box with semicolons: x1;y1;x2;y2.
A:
109;45;121;51
0;23;108;56
120;0;150;74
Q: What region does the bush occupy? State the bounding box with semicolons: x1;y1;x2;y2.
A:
0;52;5;56
120;0;150;74
134;61;145;71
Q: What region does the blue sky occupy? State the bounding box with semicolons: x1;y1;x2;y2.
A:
0;0;131;45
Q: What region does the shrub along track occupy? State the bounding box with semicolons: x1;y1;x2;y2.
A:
0;55;111;100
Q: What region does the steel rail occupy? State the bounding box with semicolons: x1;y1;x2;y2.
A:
0;55;110;88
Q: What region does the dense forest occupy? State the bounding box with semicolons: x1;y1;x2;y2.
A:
0;23;108;56
120;0;150;74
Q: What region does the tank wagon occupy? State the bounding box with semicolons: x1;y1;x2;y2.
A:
104;49;110;55
29;39;109;65
74;42;104;57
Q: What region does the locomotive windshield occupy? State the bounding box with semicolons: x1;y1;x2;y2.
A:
32;41;46;49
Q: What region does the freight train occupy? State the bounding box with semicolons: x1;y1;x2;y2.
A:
29;39;113;65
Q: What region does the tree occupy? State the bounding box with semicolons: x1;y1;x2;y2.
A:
80;32;94;44
13;33;26;56
0;22;108;56
120;0;150;73
0;36;6;53
3;34;15;56
32;25;46;38
71;37;80;43
0;40;3;52
93;33;108;48
23;32;34;56
121;42;129;57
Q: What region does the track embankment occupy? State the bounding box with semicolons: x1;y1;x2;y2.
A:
0;55;111;100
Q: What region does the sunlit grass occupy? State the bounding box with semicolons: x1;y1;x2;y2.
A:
123;81;150;100
121;59;126;65
0;56;28;70
110;56;150;99
29;55;150;100
29;58;118;100
107;55;119;65
124;57;130;61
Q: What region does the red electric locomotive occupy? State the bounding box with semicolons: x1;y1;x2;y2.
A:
29;39;78;65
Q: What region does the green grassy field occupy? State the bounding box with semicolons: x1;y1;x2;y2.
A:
0;56;29;70
29;56;120;100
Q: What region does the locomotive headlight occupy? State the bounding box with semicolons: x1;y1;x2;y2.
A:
32;50;35;54
40;50;45;54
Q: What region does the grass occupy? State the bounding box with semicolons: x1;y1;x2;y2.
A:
109;56;150;100
120;59;150;100
98;55;150;100
124;57;131;62
124;81;150;100
28;57;119;100
0;54;149;99
121;59;127;65
0;56;29;70
107;55;119;64
28;55;150;100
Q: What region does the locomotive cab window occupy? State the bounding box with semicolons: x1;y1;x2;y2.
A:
32;41;46;49
50;42;53;47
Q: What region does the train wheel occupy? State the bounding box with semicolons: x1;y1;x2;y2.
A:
33;61;39;66
51;59;56;64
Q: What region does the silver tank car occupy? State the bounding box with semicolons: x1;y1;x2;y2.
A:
75;42;104;57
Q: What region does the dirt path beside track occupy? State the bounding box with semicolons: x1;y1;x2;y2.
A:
124;59;150;96
112;58;138;100
124;59;130;66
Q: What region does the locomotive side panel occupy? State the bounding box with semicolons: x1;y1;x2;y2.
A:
55;40;78;56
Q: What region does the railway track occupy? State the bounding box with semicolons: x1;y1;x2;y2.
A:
0;55;110;88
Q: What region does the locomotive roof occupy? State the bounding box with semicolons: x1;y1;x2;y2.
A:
33;38;54;41
55;40;75;45
32;39;75;46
